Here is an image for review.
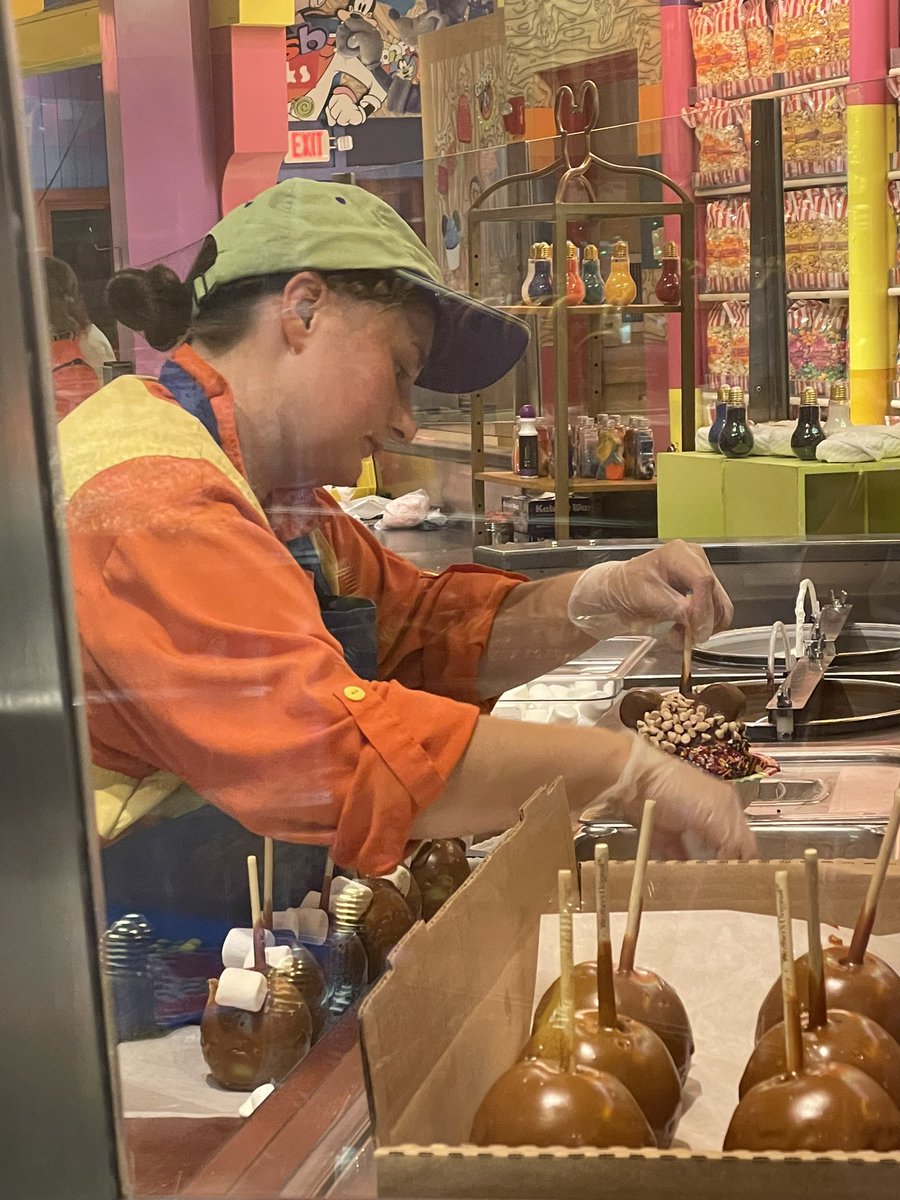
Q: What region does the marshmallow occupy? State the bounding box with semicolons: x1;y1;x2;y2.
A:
382;864;412;898
548;684;570;699
570;680;596;699
523;705;551;724
238;1083;275;1118
273;907;302;938
527;683;553;700
222;927;275;968
300;876;353;912
242;944;294;970
215;967;268;1012
550;703;579;724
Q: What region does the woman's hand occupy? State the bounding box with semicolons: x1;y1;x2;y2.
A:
567;540;733;645
586;730;756;861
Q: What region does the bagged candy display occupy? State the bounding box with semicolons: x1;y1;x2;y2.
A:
704;198;751;292
690;0;751;94
784;186;847;289
706;301;750;389
743;0;777;87
683;98;751;188
782;86;846;178
788;299;849;388
772;0;849;86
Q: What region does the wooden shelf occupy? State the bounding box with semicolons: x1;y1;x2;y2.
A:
889;286;900;297
475;470;657;493
699;292;749;302
688;74;849;106
699;290;849;303
787;289;849;300
498;302;681;316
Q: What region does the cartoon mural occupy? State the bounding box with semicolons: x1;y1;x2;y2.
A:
287;0;493;129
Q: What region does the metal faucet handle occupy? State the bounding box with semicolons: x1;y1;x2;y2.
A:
829;588;848;610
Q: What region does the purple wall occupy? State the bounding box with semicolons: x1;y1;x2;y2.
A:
23;66;108;191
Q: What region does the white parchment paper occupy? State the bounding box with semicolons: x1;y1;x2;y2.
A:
535;910;900;1151
118;1025;244;1118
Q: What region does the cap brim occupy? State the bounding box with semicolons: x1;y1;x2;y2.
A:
395;269;530;394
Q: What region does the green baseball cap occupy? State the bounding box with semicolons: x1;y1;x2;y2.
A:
192;178;529;394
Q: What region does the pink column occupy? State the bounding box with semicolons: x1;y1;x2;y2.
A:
658;0;697;450
100;0;221;368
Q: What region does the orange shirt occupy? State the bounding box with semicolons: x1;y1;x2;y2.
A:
51;336;100;419
64;346;522;875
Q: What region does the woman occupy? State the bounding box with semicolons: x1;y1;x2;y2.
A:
43;256;114;417
58;179;753;923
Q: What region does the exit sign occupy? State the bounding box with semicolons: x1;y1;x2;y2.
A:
285;129;331;164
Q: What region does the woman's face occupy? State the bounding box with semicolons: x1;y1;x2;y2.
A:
233;281;435;493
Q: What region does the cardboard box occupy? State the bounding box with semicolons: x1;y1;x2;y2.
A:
360;781;900;1200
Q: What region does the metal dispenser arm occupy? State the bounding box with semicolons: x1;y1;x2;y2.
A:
766;589;854;739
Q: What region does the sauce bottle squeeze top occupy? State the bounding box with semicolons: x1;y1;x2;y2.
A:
605;240;637;307
565;241;586;306
655;241;682;305
523;242;553;306
718;386;754;459
516;404;540;477
791;386;827;460
581;243;605;304
708;384;729;453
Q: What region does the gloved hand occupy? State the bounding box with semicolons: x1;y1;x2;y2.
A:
567;540;733;645
585;730;756;861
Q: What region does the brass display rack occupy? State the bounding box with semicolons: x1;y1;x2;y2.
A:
467;81;696;541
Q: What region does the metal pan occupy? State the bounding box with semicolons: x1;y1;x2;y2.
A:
694;622;900;667
729;677;900;742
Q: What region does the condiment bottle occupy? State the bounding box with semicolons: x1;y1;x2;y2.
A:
792;386;826;461
102;913;158;1041
581;243;605;304
654;241;681;304
708;384;729;453
516;404;539;477
524;242;553;306
323;883;369;1015
718;386;754;459
565;240;586;305
605;241;637;307
824;380;851;436
623;418;637;478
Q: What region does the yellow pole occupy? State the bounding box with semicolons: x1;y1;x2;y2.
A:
848;102;891;424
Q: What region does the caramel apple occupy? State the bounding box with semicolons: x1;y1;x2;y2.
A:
743;852;900;1106
725;870;900;1153
471;869;654;1150
618;688;664;730
523;844;681;1147
470;1058;655;1149
410;839;471;920
725;1062;900;1152
358;876;415;978
756;799;900;1046
201;967;312;1091
532;801;693;1082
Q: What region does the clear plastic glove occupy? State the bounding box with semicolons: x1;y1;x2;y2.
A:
585;730;756;861
568;540;733;646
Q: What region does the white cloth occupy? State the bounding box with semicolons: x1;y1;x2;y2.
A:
816;424;900;463
78;324;115;381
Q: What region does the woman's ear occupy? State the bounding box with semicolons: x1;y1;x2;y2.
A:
282;271;328;351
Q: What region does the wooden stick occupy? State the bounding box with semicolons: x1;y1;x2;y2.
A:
595;844;618;1028
847;791;900;965
319;852;335;914
558;868;575;1073
618;799;656;973
805;849;827;1030
775;870;803;1076
680;624;693;697
247;854;261;927
262;838;274;931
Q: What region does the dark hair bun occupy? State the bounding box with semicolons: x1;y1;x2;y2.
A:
105;264;192;351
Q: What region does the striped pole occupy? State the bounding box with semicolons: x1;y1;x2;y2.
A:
847;0;892;424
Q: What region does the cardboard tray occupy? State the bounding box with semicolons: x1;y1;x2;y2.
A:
359;779;900;1199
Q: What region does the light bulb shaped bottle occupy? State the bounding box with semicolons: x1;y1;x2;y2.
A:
605;240;637;307
581;243;605;304
792;386;826;460
708;384;729;453
323;884;369;1016
824;380;851;436
565;240;586;305
525;242;553;306
655;241;682;304
719;386;754;458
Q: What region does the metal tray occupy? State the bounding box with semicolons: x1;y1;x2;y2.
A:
576;747;900;862
733;677;900;741
694;622;900;667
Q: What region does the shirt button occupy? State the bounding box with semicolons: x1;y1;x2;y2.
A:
344;685;366;702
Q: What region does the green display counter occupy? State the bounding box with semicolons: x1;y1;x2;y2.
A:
657;452;900;540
